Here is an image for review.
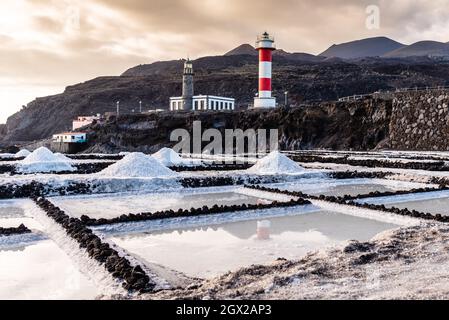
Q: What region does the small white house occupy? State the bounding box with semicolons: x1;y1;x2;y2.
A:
53;132;87;144
72;115;101;131
170;95;235;111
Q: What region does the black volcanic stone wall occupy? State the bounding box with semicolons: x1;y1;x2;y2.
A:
67;155;124;161
246;185;449;223
34;198;155;293
390;90;449;151
0;224;31;237
328;171;391;179
81;198;312;227
180;176;279;188
291;154;449;171
171;163;252;172
340;186;448;201
0;162;114;176
0;157;24;162
0;181;94;199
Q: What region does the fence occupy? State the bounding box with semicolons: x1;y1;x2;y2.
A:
338;85;449;102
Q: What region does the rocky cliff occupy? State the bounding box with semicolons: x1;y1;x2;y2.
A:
73;89;449;153
80;97;391;153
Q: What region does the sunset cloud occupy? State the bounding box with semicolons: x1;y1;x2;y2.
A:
1;0;449;122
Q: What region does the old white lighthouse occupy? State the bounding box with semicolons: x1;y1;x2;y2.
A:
170;59;235;111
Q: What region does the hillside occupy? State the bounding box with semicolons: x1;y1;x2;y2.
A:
383;41;449;58
3;38;449;144
224;44;324;62
225;44;258;56
319;37;405;59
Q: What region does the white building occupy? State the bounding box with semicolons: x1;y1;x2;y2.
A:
170;60;236;111
170;95;235;111
72;114;101;131
53;132;87;144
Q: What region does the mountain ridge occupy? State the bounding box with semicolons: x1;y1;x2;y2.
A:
319;36;405;59
383;40;449;58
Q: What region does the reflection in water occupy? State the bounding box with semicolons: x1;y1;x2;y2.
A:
0;240;97;300
112;210;397;279
257;220;271;240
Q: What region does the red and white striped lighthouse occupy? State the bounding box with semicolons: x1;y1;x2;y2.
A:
254;32;276;108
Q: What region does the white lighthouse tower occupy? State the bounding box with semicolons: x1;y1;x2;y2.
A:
254;32;276;109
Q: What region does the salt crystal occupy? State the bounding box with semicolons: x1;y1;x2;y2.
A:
99;152;178;178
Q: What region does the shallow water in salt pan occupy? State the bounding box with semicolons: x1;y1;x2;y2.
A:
386;198;449;216
268;179;423;197
51;191;272;219
0;240;98;300
360;191;449;216
0;201;44;231
111;210;397;279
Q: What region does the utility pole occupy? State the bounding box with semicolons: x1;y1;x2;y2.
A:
116;101;120;117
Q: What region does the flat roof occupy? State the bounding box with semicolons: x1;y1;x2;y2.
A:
54;132;87;135
170;95;235;101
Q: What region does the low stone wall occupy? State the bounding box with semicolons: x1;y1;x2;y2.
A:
389;90;449;150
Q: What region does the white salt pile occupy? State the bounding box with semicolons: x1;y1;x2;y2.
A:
14;149;31;158
99;152;178;178
17;147;75;173
54;153;72;162
152;148;183;166
246;151;305;175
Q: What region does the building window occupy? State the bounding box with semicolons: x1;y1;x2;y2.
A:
194;100;199;110
220;102;224;110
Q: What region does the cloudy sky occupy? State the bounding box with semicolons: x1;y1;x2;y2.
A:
1;0;449;122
